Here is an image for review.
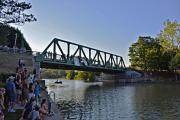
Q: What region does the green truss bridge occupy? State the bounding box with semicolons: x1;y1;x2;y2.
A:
34;38;126;73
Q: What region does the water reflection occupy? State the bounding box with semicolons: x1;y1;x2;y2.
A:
134;84;180;120
45;80;180;120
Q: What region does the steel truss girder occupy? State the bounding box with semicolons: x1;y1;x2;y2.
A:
36;38;126;72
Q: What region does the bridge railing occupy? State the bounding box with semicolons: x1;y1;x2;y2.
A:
0;45;42;56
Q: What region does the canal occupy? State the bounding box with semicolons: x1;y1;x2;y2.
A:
45;79;180;120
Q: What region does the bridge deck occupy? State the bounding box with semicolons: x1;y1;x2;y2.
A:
41;61;126;73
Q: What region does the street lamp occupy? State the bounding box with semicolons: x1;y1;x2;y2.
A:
13;33;17;48
12;33;18;53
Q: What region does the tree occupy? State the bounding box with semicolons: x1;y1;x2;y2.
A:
157;20;180;70
66;70;75;80
0;0;36;25
169;53;180;81
40;69;67;79
169;53;180;70
0;23;31;50
128;36;160;71
129;20;180;71
87;72;95;82
158;20;180;53
74;71;88;80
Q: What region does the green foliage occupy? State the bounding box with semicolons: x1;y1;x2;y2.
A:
0;0;37;24
129;36;160;71
158;20;180;52
41;69;96;82
169;53;180;70
74;71;95;82
66;70;75;80
129;20;180;71
74;71;88;80
41;69;66;79
87;72;95;82
0;23;31;50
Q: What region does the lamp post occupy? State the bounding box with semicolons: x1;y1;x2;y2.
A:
21;35;24;49
12;33;18;53
13;33;17;48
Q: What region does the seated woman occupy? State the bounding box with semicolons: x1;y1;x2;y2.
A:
40;99;48;119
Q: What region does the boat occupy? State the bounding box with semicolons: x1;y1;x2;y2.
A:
54;80;62;84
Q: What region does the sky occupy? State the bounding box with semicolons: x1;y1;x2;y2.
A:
17;0;180;66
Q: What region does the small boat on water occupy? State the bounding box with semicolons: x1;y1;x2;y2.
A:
54;80;62;84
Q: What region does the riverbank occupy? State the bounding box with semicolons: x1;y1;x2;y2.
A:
100;77;180;84
100;71;180;84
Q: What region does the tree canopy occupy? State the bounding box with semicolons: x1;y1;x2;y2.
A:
0;0;36;25
0;23;31;50
66;70;75;80
74;71;95;82
129;20;180;71
129;36;160;71
158;20;180;52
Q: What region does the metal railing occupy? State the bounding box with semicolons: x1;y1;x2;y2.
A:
0;46;41;57
49;91;56;103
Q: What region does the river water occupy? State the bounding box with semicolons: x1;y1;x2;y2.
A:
45;79;180;120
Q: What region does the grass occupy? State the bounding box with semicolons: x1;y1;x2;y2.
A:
4;109;23;120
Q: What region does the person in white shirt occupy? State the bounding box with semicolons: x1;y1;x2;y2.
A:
28;74;34;84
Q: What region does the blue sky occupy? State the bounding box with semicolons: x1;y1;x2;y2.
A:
17;0;180;66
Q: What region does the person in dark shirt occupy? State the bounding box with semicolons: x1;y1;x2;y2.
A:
22;96;36;119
